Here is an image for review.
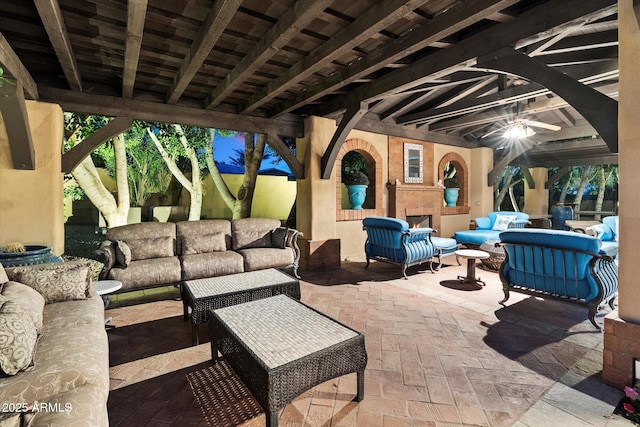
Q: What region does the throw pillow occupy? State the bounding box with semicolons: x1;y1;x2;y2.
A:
125;237;174;261
492;214;518;231
232;230;272;250
11;263;91;304
0;297;38;376
115;240;132;267
181;233;227;255
0;263;8;285
0;281;45;333
270;228;289;249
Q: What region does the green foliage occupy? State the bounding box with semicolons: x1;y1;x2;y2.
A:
443;162;459;188
342;151;368;175
342;171;369;186
0;67;15;87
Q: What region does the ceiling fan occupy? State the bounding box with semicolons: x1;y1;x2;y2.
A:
481;101;562;140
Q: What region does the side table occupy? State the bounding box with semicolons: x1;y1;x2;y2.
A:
93;280;122;329
455;249;490;288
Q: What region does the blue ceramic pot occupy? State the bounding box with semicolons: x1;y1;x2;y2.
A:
0;245;63;268
444;188;459;207
347;185;368;210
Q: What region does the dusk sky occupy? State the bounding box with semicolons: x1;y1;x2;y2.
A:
212;131;292;174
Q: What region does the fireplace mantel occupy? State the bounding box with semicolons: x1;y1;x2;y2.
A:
387;184;443;233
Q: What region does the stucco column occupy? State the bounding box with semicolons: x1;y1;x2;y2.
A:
602;1;640;389
469;147;493;218
0;101;64;255
524;167;548;216
295;116;340;270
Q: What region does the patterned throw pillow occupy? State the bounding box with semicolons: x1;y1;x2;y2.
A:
232;230;272;250
115;240;132;267
126;237;174;261
11;263;91;304
181;233;227;255
270;228;289;249
0;263;8;285
0;281;45;333
0;297;38;376
492;214;518;231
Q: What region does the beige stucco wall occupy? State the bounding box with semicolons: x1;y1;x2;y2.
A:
616;0;640;322
524;167;549;216
0;101;64;255
202;174;296;220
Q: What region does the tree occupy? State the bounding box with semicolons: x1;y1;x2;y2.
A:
146;124;210;220
205;131;267;219
493;166;522;211
572;165;597;213
64;114;130;228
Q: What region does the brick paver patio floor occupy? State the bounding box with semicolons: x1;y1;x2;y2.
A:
105;259;631;427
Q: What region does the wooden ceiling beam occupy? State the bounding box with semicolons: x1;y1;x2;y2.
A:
270;0;521;117
477;47;618;152
243;0;433;114
0;81;35;170
321;102;368;179
122;0;147;98
39;87;304;138
205;0;334;110
0;33;38;100
314;0;617;118
34;0;82;91
266;134;304;180
62;117;132;173
354;117;474;148
165;0;242;104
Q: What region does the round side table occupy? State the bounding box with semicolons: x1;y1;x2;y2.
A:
455;249;490;288
93;280;122;329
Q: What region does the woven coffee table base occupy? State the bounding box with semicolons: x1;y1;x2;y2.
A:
209;295;367;427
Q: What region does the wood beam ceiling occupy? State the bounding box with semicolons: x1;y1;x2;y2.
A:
34;0;82;91
0;82;35;170
0;34;38;100
122;0;147;98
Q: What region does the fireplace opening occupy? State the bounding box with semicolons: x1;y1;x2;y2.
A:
406;215;431;229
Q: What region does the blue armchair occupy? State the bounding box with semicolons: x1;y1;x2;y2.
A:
362;217;437;279
454;211;530;247
585;216;619;257
498;229;618;329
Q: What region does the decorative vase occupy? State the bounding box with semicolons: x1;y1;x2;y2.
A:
444;188;459;207
550;204;573;230
347;185;368;210
0;245;63;268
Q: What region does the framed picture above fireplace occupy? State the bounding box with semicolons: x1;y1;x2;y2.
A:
404;143;423;183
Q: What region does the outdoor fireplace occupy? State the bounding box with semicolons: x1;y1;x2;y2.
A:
406;215;431;229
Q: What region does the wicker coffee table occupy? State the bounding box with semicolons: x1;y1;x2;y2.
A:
182;269;300;345
209;295;367;427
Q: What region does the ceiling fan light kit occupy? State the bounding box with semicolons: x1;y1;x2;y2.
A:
503;124;536;139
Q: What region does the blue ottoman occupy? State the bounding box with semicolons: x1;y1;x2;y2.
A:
431;237;460;270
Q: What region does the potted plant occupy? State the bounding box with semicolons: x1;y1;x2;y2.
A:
342;171;369;210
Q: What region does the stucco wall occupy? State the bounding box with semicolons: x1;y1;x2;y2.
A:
0;101;64;254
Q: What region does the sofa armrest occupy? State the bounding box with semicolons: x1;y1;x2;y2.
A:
96;240;116;280
508;220;531;229
474;217;491;230
407;227;434;242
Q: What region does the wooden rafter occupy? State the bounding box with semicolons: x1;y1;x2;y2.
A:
546;166;572;189
0;81;35;170
314;0;617;118
34;0;82;91
242;0;433;114
166;0;242;104
122;0;148;99
39;87;304;138
266;134;304;180
0;33;38;100
205;0;334;110
62;117;133;173
270;0;521;117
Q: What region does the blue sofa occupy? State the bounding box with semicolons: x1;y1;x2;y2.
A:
498;229;618;329
454;211;530;246
363;217;446;278
585;216;619;257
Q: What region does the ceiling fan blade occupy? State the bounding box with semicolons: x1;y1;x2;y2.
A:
522;120;561;131
481;125;507;139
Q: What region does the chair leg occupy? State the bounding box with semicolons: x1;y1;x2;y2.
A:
498;287;510;305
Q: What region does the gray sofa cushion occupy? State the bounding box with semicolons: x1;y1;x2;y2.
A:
231;218;281;250
181;232;226;255
236;247;295;272
176;220;232;255
180;252;244;281
125;236;174;261
107;257;182;290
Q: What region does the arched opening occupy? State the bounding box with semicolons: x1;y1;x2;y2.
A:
438;153;469;209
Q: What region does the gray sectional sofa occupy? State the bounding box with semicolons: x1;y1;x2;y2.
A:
0;261;110;426
98;218;301;292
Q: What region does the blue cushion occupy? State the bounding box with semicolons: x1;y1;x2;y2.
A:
455;230;501;246
602;216;618;241
363;216;409;232
499;229;601;254
474;217;492;229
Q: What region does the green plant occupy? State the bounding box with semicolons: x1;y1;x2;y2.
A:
342;171;369;186
444;177;459;188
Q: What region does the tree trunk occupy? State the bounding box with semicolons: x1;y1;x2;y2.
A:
235;132;265;219
494;167;514;211
573;166;594;215
594;167;613;221
558;178;571;205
